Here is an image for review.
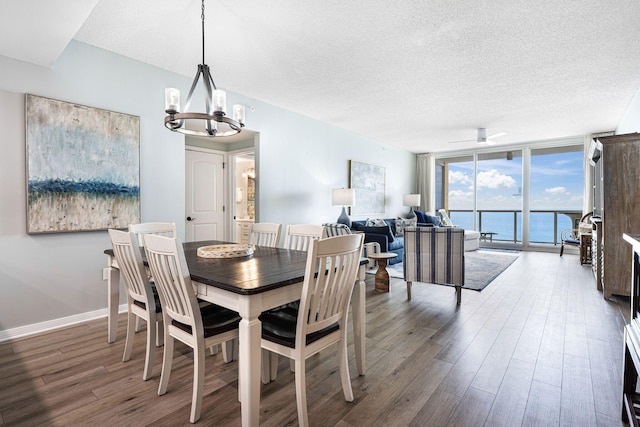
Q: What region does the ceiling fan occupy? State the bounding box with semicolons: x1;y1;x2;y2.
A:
448;128;507;145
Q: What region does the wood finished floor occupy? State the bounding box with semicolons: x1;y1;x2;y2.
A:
0;251;630;426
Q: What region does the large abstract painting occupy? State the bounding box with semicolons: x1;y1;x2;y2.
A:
349;160;385;215
26;94;140;233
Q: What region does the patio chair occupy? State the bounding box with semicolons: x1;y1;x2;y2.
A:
559;212;593;263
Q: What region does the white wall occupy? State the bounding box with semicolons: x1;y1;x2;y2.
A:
0;41;415;336
616;87;640;134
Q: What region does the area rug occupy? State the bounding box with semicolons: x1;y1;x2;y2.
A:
369;249;519;291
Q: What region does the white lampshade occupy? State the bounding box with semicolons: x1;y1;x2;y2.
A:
332;188;355;206
403;193;421;207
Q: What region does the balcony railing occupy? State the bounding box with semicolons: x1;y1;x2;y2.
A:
447;209;582;245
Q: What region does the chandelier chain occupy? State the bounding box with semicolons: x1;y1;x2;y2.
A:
201;0;206;67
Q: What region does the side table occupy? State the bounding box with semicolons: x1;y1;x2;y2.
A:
580;232;592;265
368;252;398;293
480;231;497;242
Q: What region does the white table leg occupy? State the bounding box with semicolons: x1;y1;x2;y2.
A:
238;297;262;427
107;262;120;343
352;264;366;376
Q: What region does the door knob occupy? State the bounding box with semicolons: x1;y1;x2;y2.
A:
186;216;196;221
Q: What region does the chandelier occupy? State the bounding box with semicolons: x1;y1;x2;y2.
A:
164;0;245;137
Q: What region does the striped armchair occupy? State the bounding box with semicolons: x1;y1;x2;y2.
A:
403;227;465;304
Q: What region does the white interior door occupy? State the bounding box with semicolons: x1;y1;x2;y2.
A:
185;149;225;242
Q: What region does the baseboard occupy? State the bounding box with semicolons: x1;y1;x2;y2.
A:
0;304;128;343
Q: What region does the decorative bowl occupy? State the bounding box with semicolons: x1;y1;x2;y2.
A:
197;244;254;259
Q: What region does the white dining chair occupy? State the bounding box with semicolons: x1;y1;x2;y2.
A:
260;234;364;426
245;222;282;372
283;224;325;251
263;223;373;383
129;222;176;247
108;229;163;381
128;222;176;336
143;233;241;423
262;223;325;381
129;221;228;358
248;222;282;247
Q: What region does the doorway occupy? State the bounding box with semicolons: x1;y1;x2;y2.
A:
185;147;225;242
184;130;257;243
232;152;255;243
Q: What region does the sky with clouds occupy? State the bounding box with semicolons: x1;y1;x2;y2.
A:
447;151;583;211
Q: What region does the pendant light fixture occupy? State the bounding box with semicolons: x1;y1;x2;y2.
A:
164;0;245;137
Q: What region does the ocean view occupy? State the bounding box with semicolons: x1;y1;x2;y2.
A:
440;148;585;245
449;211;575;244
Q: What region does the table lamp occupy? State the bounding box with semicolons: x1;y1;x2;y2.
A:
332;188;356;227
403;194;421;219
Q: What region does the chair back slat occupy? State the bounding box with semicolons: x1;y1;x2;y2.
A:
129;222;176;247
248;222;282;247
108;229;155;308
297;234;363;339
143;234;202;332
284;224;325;251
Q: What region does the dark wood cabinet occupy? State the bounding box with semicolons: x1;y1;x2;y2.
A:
596;133;640;299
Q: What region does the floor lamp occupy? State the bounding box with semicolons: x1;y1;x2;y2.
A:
332;188;355;228
403;194;421;220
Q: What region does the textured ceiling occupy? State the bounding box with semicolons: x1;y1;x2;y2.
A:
2;0;640;153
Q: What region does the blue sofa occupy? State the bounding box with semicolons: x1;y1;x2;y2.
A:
350;212;443;266
351;219;404;265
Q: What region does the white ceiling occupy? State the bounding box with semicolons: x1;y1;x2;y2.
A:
3;0;640;153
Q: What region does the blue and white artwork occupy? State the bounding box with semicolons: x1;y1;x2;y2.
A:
26;94;140;233
350;160;385;215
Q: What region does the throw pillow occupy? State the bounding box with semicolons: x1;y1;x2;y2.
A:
414;210;427;224
424;213;443;227
395;217;417;236
438;210;453;226
365;218;387;227
351;221;364;231
361;225;395;243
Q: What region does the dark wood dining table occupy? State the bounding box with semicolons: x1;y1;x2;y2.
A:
104;240;368;427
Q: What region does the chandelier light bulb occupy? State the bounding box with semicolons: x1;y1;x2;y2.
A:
165;88;180;114
213;89;226;114
233;105;245;125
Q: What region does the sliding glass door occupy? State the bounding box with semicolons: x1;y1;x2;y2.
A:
435;141;584;249
529;146;583;245
476;150;523;243
436;155;474;229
